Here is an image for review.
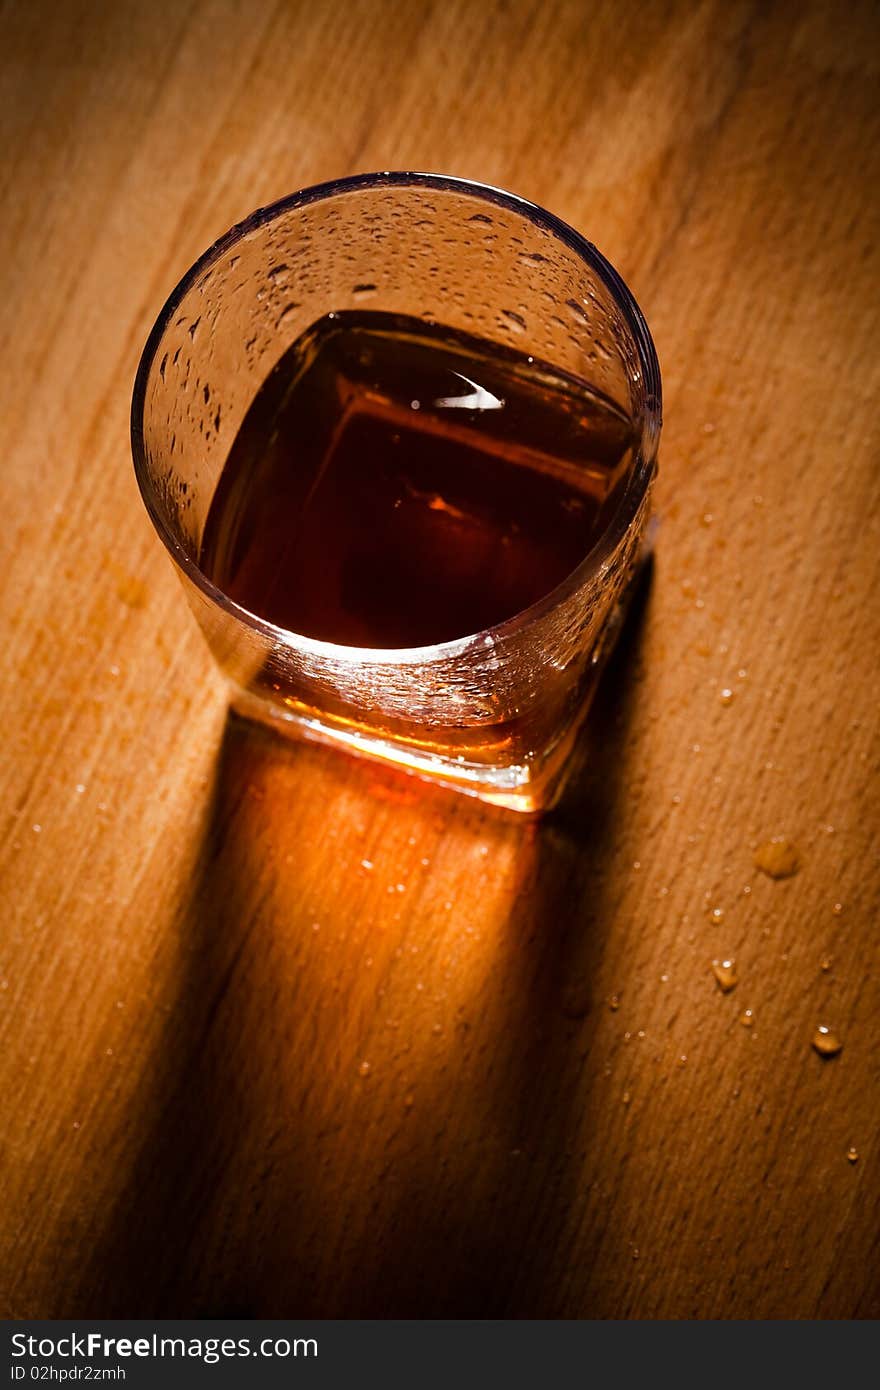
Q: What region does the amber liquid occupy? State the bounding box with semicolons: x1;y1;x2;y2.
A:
200;311;636;649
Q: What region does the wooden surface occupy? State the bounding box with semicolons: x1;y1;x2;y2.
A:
1;0;879;1320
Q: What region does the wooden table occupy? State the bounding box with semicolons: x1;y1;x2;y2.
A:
2;0;878;1320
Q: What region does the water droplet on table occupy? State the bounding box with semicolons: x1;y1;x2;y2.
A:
754;838;801;878
812;1026;842;1058
739;1009;754;1026
846;1147;859;1164
712;958;738;992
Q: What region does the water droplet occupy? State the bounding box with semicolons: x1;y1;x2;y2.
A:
358;1061;372;1077
608;993;621;1011
660;973;669;983
632;1247;640;1259
812;1026;842;1058
360;859;374;871
701;512;714;526
710;906;724;922
754;838;800;879
739;1009;754;1027
720;688;734;706
832;902;843;915
622;1090;631;1104
677;1054;688;1067
820;955;833;972
846;1147;859;1164
32;824;41;833
711;958;738;992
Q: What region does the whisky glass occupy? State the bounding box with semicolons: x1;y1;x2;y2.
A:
131;173;661;812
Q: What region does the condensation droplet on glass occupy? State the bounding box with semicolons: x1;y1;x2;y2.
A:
720;688;734;706
832;902;843;915
711;958;738;992
754;838;801;879
740;1009;754;1027
820;955;832;972
812;1026;842;1058
847;1147;859;1164
711;906;724;922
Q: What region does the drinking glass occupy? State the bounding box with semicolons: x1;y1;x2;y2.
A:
131;172;661;812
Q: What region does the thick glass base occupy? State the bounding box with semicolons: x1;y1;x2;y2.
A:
227;684;574;813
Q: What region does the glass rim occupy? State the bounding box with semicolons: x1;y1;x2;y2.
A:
131;170;662;665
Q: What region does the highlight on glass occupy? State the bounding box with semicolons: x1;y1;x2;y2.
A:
131;172;661;812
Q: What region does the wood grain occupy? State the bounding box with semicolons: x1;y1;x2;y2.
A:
1;0;878;1319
